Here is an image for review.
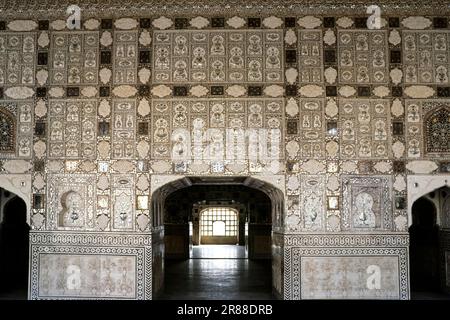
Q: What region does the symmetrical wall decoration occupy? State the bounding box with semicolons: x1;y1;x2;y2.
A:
283;234;409;300
403;31;450;84
1;0;450;300
48;100;97;159
299;253;402;299
151;98;284;164
337;30;388;84
38;254;136;298
300;175;325;231
112;100;136;159
341;176;392;231
298;30;323;84
111;174;135;230
29;232;152;300
298;99;325;159
50;32;99;85
153;30;283;84
47;174;96;230
0;33;36;85
113;31;138;85
339;99;390;159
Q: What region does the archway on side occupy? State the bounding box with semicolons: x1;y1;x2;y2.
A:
0;187;30;299
409;186;450;299
150;176;284;300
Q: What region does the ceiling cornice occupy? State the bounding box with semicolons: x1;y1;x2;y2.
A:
0;0;449;19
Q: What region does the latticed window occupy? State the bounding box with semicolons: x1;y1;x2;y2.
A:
0;107;15;153
200;207;238;237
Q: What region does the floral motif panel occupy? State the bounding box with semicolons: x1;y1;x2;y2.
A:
0;32;36;85
403;31;450;84
337;30;388;84
50;31;99;85
339;99;391;159
152;30;283;84
48;100;97;159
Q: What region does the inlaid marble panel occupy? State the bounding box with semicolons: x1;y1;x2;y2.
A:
111;174;135;230
299;175;325;231
152;30;283;84
48;100;97;159
342;176;392;231
47;174;96;230
38;254;136;299
112;100;136;159
339;99;390;159
151;98;284;162
300;256;400;299
0;32;36;85
50;32;99;85
298;30;323;84
113;31;138;85
298;99;325;159
403;31;450;84
337;30;388;84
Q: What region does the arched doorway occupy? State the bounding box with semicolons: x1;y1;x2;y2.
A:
409;186;450;299
150;176;284;300
0;187;30;299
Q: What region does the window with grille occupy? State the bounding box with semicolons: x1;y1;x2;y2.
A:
200;207;238;237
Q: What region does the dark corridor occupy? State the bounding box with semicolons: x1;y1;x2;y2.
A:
153;181;275;300
158;245;274;300
409;197;441;293
0;192;30;299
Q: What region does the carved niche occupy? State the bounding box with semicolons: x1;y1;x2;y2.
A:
47;174;96;230
342;176;392;231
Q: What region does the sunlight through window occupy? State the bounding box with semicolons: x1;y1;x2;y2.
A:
200;207;238;237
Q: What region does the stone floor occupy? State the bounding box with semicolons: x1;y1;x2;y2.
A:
190;244;247;259
157;245;274;300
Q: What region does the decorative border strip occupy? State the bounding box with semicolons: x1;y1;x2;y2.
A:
0;1;449;17
283;233;409;247
29;231;152;246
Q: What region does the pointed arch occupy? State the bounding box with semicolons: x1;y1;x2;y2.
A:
0;174;32;226
407;175;450;227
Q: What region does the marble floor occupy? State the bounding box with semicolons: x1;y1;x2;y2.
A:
190;244;247;259
157;245;274;300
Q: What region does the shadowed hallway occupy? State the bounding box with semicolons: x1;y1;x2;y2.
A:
157;245;274;300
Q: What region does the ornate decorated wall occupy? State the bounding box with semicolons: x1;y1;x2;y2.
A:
0;0;449;300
